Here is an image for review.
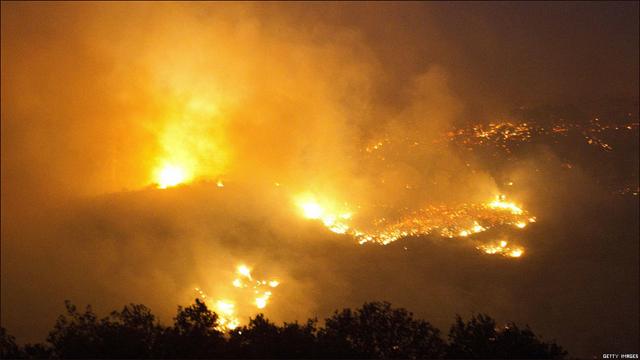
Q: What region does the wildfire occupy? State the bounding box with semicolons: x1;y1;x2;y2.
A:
195;264;280;331
295;192;534;257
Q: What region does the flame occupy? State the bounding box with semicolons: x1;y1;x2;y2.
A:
509;248;524;257
477;240;524;258
301;201;323;219
195;263;280;331
156;164;188;189
194;288;241;331
216;299;235;315
150;94;228;189
237;264;252;280
295;195;352;234
487;195;524;215
215;300;240;330
472;222;486;233
255;291;271;309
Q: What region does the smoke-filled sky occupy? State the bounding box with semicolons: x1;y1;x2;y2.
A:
1;2;638;357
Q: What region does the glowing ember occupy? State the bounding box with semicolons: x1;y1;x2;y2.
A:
443;118;638;153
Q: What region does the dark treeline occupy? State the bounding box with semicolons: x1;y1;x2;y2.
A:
1;300;567;359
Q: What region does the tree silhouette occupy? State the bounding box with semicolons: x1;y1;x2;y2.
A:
1;300;568;359
276;320;318;358
228;315;318;358
46;301;102;358
318;301;446;359
228;314;281;357
155;298;226;358
45;301;162;358
1;327;22;359
98;304;161;358
446;314;567;359
20;343;51;359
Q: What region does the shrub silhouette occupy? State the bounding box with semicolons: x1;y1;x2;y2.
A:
0;300;567;359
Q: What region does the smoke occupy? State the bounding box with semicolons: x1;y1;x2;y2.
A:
2;2;638;357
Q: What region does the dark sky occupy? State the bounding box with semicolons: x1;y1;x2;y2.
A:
1;2;638;358
253;1;639;113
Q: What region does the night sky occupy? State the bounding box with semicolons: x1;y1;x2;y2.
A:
1;2;638;358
